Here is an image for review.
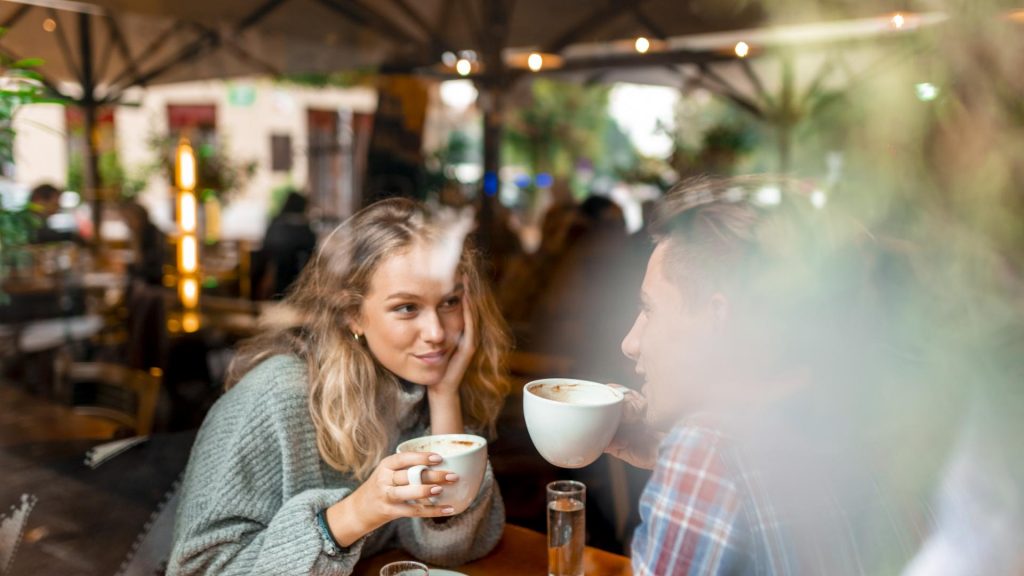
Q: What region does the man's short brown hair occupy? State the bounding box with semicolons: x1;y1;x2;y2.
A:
651;176;812;306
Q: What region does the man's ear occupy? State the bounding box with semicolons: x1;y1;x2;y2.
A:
709;293;730;326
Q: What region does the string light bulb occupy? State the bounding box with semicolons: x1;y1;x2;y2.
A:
456;58;472;76
891;12;905;29
175;140;196;191
527;53;543;72
43;18;56;32
180;277;199;309
734;41;750;58
635;37;651;54
179;235;198;274
178;191;196;233
182;311;200;333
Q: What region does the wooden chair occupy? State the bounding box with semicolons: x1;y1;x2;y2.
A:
62;362;162;437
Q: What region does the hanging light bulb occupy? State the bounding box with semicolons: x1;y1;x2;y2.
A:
179;277;199;309
527;52;543;72
182;311;200;333
179;235;198;274
635;37;651;54
456;58;472;76
178;191;197;233
891;12;905;29
175;139;196;191
734;41;750;58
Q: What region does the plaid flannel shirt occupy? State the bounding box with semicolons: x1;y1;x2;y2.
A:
631;420;791;576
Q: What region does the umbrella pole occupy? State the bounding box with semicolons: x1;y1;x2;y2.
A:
477;0;510;256
479;86;502;254
78;12;101;251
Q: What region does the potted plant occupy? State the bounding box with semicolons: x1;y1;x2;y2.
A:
0;33;60;292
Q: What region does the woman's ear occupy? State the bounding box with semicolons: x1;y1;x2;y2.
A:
346;312;365;339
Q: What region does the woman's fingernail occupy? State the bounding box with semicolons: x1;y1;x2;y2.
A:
442;507;455;515
430;486;444;495
445;473;459;482
428;454;443;463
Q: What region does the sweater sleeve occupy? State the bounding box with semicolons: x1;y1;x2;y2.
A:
169;358;372;576
171;487;368;576
396;461;505;567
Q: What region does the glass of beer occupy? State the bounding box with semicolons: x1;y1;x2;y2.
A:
547;480;586;576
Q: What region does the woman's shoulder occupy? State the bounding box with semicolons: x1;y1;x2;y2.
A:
209;354;311;426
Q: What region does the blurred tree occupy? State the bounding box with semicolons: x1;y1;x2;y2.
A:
0;30;61;293
67;149;150;200
146;132;256;204
648;91;762;181
422;129;480;200
503;79;612;203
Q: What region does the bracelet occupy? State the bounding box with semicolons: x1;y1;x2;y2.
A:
316;508;345;556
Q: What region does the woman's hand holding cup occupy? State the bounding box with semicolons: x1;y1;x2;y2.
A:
326;451;458;546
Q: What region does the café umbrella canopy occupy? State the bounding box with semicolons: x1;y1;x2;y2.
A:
0;0;949;232
0;0;383;234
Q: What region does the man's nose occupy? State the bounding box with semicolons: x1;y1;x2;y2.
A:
622;315;642;362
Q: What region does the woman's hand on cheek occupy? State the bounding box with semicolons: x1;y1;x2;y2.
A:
434;276;476;398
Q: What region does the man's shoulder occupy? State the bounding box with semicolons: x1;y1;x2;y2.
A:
662;417;731;459
652;418;741;492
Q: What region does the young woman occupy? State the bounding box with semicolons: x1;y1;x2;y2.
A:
170;198;510;575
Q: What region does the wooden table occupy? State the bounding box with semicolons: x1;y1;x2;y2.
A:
0;383;117;447
354;524;631;576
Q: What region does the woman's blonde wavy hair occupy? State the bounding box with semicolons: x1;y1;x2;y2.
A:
226;198;510;480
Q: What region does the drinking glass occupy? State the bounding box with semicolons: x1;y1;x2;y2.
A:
379;561;430;576
547;480;586;576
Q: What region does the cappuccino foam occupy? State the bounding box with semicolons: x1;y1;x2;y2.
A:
402;438;482;457
530;382;617;405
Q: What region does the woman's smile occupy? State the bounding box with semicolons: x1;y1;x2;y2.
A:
414;348;452;366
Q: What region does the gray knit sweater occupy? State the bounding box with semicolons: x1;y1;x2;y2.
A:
169;355;505;575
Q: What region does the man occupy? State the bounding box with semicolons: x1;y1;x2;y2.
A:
259;190;317;299
24;183;84;244
605;177;917;574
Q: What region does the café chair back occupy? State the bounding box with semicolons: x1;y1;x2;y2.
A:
63;362;162;437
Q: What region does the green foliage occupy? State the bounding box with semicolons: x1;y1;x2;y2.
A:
146;132;257;203
422;129;481;198
66;149;150;199
0;28;61;287
502;79;612;193
276;69;376;89
269;181;297;215
648;92;763;179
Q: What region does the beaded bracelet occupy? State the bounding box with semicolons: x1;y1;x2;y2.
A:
315;508;345;556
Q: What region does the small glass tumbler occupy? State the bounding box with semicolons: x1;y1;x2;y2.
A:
547;480;586;576
379;560;430;576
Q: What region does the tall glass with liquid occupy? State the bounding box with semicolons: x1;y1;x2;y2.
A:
547;480;586;576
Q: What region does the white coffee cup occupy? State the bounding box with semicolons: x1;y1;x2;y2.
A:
396;433;487;514
523;378;624;468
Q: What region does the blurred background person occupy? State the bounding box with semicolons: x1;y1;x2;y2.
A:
23;183;84;245
531;194;635;383
119;201;167;287
257;189;317;300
